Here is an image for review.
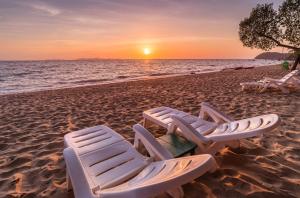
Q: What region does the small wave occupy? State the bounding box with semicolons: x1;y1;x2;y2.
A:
73;79;109;84
13;71;36;77
117;75;129;79
201;68;215;72
149;73;171;77
190;68;216;74
244;66;255;69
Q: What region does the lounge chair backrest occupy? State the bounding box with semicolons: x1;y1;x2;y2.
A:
79;141;149;191
64;125;125;156
278;70;299;83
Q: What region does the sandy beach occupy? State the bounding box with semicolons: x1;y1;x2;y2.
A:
0;65;299;198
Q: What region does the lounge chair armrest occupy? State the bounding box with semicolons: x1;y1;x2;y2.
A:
168;115;211;145
63;147;96;198
133;124;173;160
199;102;234;123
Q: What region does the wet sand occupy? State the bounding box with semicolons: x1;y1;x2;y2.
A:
0;65;299;197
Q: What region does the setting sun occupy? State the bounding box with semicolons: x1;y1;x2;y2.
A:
143;48;151;55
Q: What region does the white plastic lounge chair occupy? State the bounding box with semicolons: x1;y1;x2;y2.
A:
64;125;217;198
64;125;126;190
240;70;300;93
64;125;125;156
141;102;280;155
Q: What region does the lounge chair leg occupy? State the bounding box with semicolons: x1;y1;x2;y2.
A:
143;118;148;128
167;187;184;198
259;85;267;93
66;171;72;191
241;85;245;91
167;122;178;134
133;131;142;152
206;142;226;155
209;158;219;173
133;137;140;150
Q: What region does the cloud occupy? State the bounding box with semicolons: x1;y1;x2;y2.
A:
30;3;61;16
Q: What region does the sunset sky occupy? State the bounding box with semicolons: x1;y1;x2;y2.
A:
0;0;283;60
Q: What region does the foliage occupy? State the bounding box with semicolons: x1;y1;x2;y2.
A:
239;0;300;69
239;0;300;51
279;0;300;47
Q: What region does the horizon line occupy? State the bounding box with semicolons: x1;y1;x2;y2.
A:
0;57;261;62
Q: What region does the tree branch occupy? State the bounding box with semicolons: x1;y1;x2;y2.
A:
258;33;300;50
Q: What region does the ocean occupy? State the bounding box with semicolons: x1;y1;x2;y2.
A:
0;59;281;95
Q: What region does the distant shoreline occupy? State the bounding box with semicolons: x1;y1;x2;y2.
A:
0;58;275;62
